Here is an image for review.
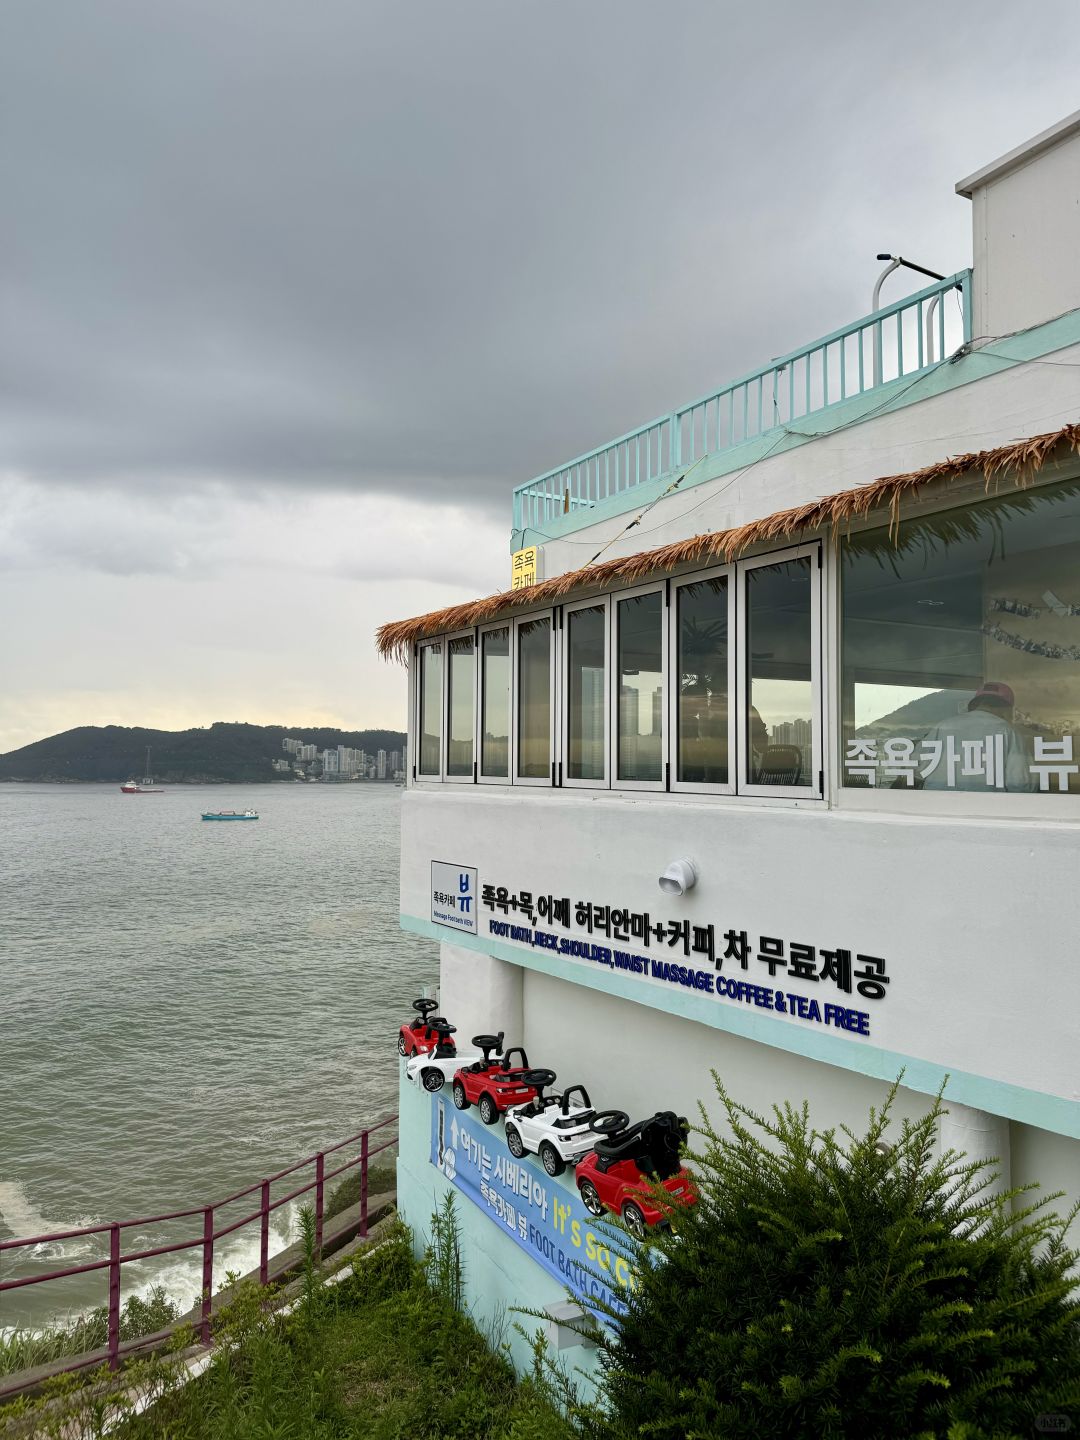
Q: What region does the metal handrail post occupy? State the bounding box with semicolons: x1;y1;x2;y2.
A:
314;1153;325;1259
200;1207;214;1345
360;1131;370;1238
107;1224;121;1370
872;258;902;385
925;294;940;364
259;1180;270;1285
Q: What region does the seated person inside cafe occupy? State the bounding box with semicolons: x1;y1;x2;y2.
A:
920;680;1032;791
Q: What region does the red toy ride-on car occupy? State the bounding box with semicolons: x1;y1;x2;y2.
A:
575;1110;696;1239
398;998;455;1059
451;1033;540;1125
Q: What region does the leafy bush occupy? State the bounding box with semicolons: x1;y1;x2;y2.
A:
0;1286;180;1378
324;1159;397;1220
597;1080;1080;1440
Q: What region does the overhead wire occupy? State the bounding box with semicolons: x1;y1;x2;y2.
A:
512;326;1080;558
524;348;961;557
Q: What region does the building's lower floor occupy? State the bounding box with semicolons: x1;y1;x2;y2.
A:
397;943;1080;1381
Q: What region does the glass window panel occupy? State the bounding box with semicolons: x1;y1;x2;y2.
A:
841;477;1080;793
516;618;551;780
617;592;663;783
676;577;729;784
745;558;813;786
481;628;510;778
418;643;442;776
447;636;475;777
567;606;606;781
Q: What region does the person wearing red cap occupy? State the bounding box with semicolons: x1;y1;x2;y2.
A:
921;680;1033;790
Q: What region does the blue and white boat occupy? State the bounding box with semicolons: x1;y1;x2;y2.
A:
201;809;259;822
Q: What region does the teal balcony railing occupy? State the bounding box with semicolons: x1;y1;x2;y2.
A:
513;270;973;533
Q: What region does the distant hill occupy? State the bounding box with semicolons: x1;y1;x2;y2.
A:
857;688;973;737
0;723;407;784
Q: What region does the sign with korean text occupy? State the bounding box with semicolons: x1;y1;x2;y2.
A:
431;862;478;935
511;546;538;591
429;1094;632;1314
844;733;1078;790
480;883;887;1040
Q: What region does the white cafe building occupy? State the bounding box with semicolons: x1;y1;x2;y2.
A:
382;111;1080;1371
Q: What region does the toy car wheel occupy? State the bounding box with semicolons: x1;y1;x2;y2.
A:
478;1093;499;1126
421;1068;444;1093
539;1142;565;1178
579;1181;604;1218
452;1080;469;1110
621;1201;647;1239
397;1033;408;1057
506;1126;525;1159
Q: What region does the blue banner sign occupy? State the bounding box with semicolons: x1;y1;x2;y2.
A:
429;1095;633;1315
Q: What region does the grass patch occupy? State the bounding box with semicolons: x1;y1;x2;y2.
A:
0;1288;179;1379
2;1224;581;1440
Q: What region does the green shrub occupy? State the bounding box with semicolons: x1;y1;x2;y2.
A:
0;1286;180;1378
597;1079;1080;1440
324;1158;397;1220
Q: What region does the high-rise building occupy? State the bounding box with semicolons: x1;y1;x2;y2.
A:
619;685;639;738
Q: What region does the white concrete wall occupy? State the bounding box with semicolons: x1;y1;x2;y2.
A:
519;966;931;1139
963;120;1080;341
439;939;523;1046
402;787;1080;1126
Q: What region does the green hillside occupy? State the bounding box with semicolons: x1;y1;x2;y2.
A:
0;723;406;784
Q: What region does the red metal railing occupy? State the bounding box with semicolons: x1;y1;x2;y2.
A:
0;1117;396;1397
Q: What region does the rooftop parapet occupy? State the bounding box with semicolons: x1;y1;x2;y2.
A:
512;270;972;535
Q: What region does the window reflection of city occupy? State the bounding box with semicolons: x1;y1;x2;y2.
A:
481;629;510;778
568;606;605;780
420;645;442;775
518;618;551;779
618;592;663;782
447;637;475;776
677;577;728;784
746;558;813;786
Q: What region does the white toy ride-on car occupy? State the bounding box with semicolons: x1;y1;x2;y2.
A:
403;1020;482;1093
503;1070;605;1177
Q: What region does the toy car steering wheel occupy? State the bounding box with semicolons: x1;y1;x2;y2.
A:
471;1033;504;1052
429;1019;456;1035
412;998;439;1018
519;1068;557;1090
589;1109;630;1136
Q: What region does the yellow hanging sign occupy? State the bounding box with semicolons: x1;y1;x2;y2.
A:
511;546;538;591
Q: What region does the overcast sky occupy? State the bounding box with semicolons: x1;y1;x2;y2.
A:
2;0;1079;752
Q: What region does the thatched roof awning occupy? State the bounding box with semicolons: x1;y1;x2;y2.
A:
377;422;1080;661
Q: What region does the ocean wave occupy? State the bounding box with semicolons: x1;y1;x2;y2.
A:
0;1179;100;1252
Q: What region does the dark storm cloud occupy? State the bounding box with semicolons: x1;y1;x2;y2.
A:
3;0;1079;513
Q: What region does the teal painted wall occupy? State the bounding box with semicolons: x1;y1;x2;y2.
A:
396;1065;606;1397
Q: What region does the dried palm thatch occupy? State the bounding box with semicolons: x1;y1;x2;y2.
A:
376;421;1080;661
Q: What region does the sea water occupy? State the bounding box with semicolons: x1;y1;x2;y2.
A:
0;783;437;1328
